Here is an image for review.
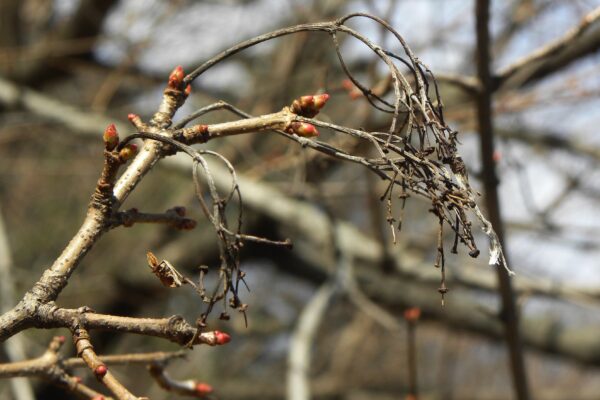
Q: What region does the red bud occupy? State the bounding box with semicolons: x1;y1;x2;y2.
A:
103;124;119;151
56;335;66;343
127;113;137;121
195;383;213;396
289;122;318;137
91;396;105;400
168;66;185;88
214;330;231;345
313;93;330;109
94;365;107;377
299;95;314;108
119;143;138;162
185;84;192;96
73;376;82;384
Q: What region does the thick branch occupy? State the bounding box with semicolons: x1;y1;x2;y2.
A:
475;1;530;398
498;7;600;89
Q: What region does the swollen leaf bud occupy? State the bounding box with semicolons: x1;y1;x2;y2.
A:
214;330;231;345
288;122;318;137
290;93;329;117
313;93;330;109
168;66;185;89
94;364;107;377
103;124;119;151
119;143;138;162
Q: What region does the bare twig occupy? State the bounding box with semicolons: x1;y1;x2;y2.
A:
73;327;139;400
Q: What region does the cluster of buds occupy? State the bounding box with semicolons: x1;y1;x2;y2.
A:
286;122;319;138
102;124;139;163
167;65;192;96
290;93;330;117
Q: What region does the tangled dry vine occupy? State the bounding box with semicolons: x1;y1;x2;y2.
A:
0;13;508;399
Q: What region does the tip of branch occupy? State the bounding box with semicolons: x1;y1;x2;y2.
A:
214;330;231;345
288;122;319;138
195;382;213;396
290;93;330;117
103;124;119;151
168;65;185;89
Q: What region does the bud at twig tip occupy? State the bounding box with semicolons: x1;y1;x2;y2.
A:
313;93;330;109
289;122;318;137
214;330;231;345
103;124;119;151
195;383;213;396
168;65;185;88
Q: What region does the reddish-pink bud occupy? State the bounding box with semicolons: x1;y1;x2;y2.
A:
185;84;192;96
119;143;138;162
214;330;231;345
290;122;318;137
56;335;66;343
103;124;119;151
91;396;105;400
73;376;82;384
299;95;314;108
313;93;330;109
94;364;107;377
168;66;185;88
127;113;137;121
195;383;213;396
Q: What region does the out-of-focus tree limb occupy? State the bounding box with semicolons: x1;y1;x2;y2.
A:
475;1;530;396
497;7;600;90
497;126;600;162
0;203;35;400
4;77;600;364
0;0;117;82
